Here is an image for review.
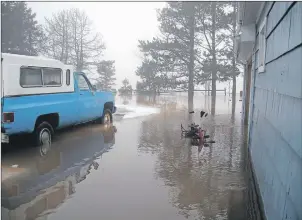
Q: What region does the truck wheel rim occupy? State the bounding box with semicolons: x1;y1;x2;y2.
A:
40;128;51;156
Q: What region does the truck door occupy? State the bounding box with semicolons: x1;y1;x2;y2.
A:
76;74;98;122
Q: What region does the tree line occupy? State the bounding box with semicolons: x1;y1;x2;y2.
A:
136;2;240;112
1;2;241;103
1;2;126;92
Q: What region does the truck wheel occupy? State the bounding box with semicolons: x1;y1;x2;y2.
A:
101;109;112;125
34;121;53;154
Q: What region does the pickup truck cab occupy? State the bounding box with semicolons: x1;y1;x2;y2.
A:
1;53;116;146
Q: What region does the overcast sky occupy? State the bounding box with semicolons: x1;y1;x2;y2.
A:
28;2;165;88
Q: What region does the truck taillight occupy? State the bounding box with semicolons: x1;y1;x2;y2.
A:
3;112;14;123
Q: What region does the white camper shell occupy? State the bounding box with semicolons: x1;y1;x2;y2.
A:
1;53;74;97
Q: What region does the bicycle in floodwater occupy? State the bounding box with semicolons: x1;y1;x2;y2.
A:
181;110;215;153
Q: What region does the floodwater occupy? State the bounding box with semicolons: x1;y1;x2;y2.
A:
1;94;262;220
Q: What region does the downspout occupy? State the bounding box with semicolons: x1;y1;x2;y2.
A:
256;2;266;25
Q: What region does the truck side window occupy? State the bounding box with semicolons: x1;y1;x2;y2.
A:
43;68;62;86
77;75;90;90
20;67;43;87
66;69;70;85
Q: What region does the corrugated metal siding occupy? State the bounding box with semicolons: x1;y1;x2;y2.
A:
248;2;302;220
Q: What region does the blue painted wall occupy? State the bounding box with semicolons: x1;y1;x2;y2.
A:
248;2;302;220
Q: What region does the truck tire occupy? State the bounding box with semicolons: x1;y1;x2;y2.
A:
101;109;113;125
34;121;54;154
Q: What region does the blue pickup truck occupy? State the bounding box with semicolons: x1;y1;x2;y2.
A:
1;53;116;146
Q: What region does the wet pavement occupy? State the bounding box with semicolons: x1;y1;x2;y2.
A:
1;94;262;220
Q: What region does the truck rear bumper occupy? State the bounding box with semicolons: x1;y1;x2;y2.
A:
1;133;9;143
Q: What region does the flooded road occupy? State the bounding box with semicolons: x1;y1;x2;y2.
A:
2;94;262;220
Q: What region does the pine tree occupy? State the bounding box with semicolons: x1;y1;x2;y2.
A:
225;2;241;116
136;59;162;94
118;78;133;95
95;60;116;90
1;2;43;55
136;2;235;113
137;2;201;110
196;2;231;115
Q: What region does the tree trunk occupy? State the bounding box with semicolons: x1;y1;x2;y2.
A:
188;3;195;112
29;31;33;55
211;2;217;116
232;76;236;117
61;14;65;62
80;36;83;71
74;18;79;71
231;2;237;117
64;14;69;64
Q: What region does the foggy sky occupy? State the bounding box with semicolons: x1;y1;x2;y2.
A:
28;2;165;88
28;2;243;92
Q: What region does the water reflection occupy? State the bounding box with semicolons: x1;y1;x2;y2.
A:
138;105;251;219
1;124;116;220
116;93;240;119
136;94;157;106
120;94;133;105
